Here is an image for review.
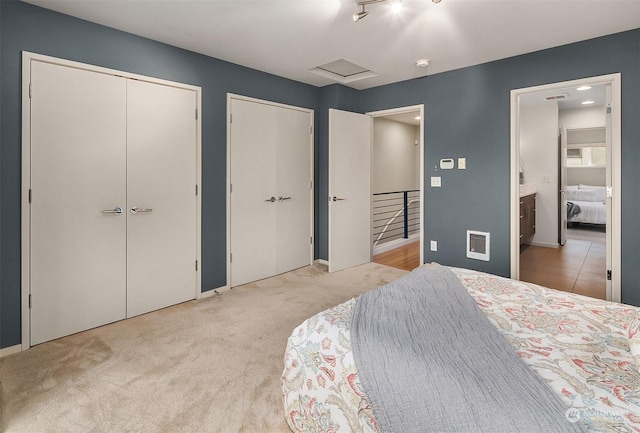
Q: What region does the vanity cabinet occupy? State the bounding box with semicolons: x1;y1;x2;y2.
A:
520;193;536;244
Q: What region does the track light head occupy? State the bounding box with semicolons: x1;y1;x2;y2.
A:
353;5;368;22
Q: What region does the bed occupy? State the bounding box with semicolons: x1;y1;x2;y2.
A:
566;185;606;225
282;265;640;433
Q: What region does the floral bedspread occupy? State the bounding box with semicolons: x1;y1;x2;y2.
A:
282;266;640;433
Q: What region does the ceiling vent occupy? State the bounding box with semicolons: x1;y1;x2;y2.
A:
545;93;571;101
309;59;377;84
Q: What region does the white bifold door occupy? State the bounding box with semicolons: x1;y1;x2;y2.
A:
29;60;197;345
229;97;312;287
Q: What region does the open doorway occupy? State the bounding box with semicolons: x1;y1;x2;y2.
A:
367;106;424;271
510;75;621;302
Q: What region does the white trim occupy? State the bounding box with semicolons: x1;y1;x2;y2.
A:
529;241;560;249
0;344;22;359
21;51;203;350
373;234;420;256
198;285;230;298
366;105;425;267
226;93;315;289
510;74;621;303
314;259;330;266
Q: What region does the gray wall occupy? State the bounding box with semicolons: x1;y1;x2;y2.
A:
1;0;639;349
0;1;320;348
358;30;639;305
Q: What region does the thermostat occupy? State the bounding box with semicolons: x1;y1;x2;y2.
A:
440;158;454;170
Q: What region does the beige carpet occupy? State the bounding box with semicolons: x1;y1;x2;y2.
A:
0;263;408;433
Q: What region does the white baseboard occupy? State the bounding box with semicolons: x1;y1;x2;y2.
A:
198;284;230;299
529;241;559;249
314;259;329;266
0;344;22;359
373;235;420;256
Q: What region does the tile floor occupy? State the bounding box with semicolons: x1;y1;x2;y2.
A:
520;227;606;300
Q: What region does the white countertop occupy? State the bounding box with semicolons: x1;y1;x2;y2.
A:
519;184;537;197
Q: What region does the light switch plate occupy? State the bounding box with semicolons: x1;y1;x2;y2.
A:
430;240;438;251
458;157;466;169
431;176;441;187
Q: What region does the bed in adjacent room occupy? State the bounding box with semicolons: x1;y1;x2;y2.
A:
282;264;640;433
566;185;607;225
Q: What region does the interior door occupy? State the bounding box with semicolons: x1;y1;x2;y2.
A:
605;84;613;301
30;61;127;345
230;99;278;286
275;107;312;274
126;80;198;317
559;126;568;246
328;109;372;273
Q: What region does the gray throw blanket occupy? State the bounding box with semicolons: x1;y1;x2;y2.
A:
568;201;582;218
351;265;587;433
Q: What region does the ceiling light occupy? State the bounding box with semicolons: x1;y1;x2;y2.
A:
353;5;368;22
391;1;403;13
576;85;592;91
432;0;442;3
416;59;430;68
582;100;595;105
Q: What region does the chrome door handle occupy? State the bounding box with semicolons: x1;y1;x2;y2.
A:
102;207;123;215
278;196;291;202
330;196;346;202
130;206;152;214
265;197;276;203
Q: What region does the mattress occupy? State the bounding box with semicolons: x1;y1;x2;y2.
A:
569;200;606;225
282;267;640;433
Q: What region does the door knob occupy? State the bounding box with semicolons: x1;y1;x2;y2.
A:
130;206;153;214
278;196;292;202
101;207;123;215
264;197;276;203
330;196;346;202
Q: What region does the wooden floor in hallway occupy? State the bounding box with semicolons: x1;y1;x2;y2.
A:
374;226;606;301
373;240;420;271
520;227;606;300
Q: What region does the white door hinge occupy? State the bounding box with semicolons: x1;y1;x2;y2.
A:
230;113;233;124
195;108;198;120
310;125;313;134
310;236;313;244
196;260;198;271
29;83;32;99
196;185;198;196
28;189;32;203
29;294;32;309
606;186;613;198
230;253;233;263
309;180;313;189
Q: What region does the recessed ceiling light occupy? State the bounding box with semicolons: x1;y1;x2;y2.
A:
414;116;421;120
415;59;430;68
391;0;403;13
582;100;595;105
576;85;592;91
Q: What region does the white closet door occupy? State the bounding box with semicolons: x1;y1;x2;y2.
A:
30;61;127;345
276;107;312;274
230;99;278;286
126;80;197;317
328;109;372;273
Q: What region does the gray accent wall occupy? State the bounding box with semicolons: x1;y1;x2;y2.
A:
1;0;639;350
358;30;639;305
0;1;320;348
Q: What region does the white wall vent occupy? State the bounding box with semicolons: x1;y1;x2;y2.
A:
467;230;490;261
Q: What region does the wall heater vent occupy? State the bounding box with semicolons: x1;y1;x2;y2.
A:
467;230;490;261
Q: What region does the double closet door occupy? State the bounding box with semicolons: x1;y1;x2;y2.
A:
229;97;313;287
28;59;198;345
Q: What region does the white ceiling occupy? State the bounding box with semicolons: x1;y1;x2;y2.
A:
23;0;640;90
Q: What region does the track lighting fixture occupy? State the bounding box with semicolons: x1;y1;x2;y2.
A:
352;0;441;22
353;5;369;22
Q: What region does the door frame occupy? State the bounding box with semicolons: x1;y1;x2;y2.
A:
510;74;621;302
226;93;314;289
21;51;202;350
366;105;425;267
